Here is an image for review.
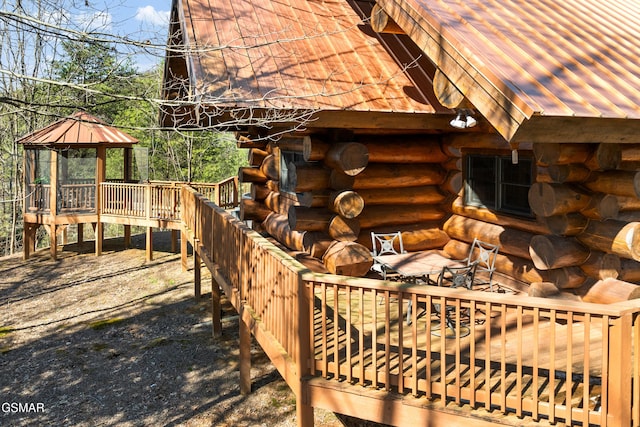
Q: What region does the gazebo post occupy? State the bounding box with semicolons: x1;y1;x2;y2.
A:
49;149;58;260
123;147;132;249
95;146;106;256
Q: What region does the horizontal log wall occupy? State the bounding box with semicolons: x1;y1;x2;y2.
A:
529;142;640;301
238;133;454;275
239;132;640;300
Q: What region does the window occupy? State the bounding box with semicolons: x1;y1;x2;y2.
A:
279;150;306;193
464;154;533;217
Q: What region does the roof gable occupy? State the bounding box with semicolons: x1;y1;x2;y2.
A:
161;0;458;131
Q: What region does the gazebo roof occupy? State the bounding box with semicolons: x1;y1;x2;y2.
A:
18;111;138;148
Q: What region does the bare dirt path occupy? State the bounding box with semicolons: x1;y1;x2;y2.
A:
0;232;351;426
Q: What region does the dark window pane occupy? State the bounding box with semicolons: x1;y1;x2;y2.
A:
501;157;531;184
465;154;532;217
501;183;531;214
466;156;496;208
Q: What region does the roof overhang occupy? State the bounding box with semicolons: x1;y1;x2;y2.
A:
373;0;640;144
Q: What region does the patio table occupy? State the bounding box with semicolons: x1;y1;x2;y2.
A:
372;251;464;282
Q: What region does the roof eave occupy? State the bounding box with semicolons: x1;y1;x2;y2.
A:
374;0;536;142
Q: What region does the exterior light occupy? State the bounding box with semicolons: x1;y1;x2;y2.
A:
449;110;477;129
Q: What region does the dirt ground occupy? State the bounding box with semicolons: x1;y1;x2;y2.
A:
0;231;375;427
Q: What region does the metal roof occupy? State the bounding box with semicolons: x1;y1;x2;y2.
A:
17;112;138;147
163;0;450;129
375;0;640;142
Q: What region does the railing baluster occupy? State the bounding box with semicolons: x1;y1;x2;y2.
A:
484;301;492;412
566;312;574;425
549;309;557;424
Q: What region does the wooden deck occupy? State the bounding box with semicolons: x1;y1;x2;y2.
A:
180;185;640;427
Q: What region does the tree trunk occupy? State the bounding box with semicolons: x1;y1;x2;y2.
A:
240;199;272;222
328;216;360;241
324;142;368;176
341;163;446;190
584;143;621;170
583;170;640;198
441;170;462;195
276;135;307;153
303;136;330;161
528;282;580;300
528;182;590;217
579;251;621;280
358;204;444;229
259;154;279;181
236;134;268;149
529;235;590;270
290;164;330;192
546;164;591;183
370;4;405;34
250;183;271;201
303;232;334;258
357;185;446;206
619;258;640;283
443;215;534;259
322;241;373;277
580;278;640;304
238;166;268;184
533;143;592;166
544;213;589;236
576;220;640;261
363;138;448;163
329;190;364;218
248;148;269;166
580;193;619;220
262;212;306;251
288;206;332;232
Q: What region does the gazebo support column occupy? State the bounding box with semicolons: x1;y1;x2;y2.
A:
48;224;57;260
171;229;179;253
77;224;84;250
94;222;103;256
124;225;131;249
22;223;37;260
146;226;153;261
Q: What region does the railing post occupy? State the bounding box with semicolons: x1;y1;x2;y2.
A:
145;183;151;221
607;312;633;426
296;273;314;427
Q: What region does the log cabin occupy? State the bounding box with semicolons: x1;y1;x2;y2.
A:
161;0;640;425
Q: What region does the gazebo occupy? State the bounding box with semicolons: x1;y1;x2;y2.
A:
19;111;138;260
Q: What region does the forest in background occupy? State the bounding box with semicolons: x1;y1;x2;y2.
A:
0;1;248;256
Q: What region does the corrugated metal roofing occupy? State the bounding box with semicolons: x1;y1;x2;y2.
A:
174;0;442;115
18;112;138;147
375;0;640;141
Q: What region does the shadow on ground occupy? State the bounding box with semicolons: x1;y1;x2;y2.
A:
0;232;351;426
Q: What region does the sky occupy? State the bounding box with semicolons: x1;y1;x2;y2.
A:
73;0;172;70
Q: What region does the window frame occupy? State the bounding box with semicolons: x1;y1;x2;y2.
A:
463;152;534;218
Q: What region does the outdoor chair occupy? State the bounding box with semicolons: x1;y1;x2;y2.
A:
370;231;405;280
460;238;500;291
432;262;478;337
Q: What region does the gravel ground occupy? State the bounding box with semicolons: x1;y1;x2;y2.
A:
0;232;354;426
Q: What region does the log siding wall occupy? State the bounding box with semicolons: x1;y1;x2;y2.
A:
238;134;640;302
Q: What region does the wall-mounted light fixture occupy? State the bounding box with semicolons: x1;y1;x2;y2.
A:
449;109;477;129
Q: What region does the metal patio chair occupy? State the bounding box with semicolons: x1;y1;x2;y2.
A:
461;238;500;291
370;231;405;280
431;262;478;338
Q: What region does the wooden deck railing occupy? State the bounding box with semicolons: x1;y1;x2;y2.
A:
100;178;239;222
181;186;640;427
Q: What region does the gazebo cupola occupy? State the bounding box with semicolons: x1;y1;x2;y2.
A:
18;111;138;260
